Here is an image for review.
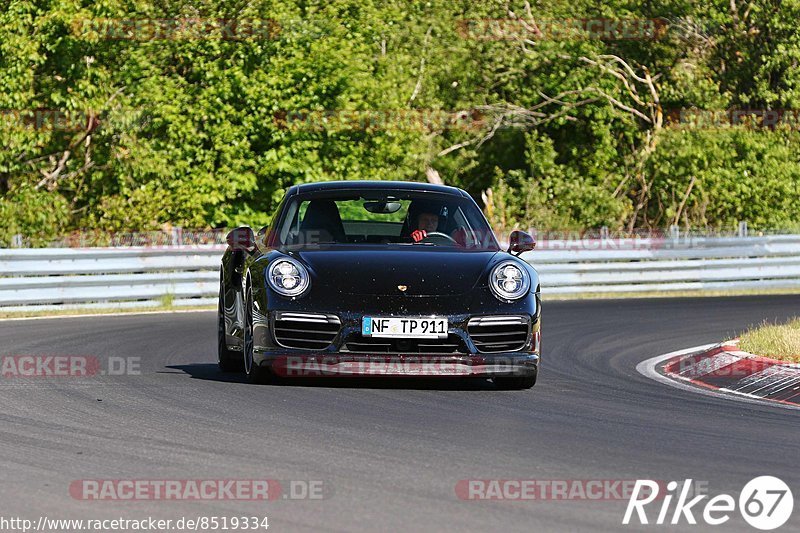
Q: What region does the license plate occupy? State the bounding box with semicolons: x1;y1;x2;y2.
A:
362;317;448;339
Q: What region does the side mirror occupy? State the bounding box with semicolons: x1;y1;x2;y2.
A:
226;226;255;252
255;225;274;249
508;230;536;255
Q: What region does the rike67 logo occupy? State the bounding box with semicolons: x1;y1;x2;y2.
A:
623;477;794;530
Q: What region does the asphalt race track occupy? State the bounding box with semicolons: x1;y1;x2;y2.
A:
0;295;797;532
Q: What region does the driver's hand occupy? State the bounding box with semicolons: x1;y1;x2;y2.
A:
411;229;427;242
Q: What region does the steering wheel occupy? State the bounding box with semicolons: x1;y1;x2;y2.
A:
420;231;458;245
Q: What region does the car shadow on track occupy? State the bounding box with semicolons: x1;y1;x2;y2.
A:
166;364;499;390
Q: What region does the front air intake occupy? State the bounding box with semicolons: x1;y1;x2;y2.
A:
273;312;340;350
467;316;530;353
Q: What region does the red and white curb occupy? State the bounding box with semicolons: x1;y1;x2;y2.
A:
637;342;800;411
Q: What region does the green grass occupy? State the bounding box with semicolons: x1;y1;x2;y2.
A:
738;318;800;364
158;292;175;308
0;304;214;320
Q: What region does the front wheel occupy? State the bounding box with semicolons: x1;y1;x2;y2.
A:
243;283;270;384
494;371;537;390
218;284;243;372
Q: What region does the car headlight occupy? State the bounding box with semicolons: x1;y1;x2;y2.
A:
267;257;310;297
489;260;531;301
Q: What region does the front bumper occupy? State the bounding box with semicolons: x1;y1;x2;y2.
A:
264;353;538;378
251;309;540;378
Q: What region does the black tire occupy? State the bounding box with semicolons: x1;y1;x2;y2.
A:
494;371;537;390
218;283;243;372
243;282;270;384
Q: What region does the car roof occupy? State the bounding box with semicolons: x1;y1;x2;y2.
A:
287;180;469;198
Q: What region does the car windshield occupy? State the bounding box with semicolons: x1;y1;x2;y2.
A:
273;190;500;251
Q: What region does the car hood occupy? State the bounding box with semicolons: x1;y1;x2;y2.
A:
293;247;499;296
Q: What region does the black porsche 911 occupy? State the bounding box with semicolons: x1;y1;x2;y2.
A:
218;181;541;389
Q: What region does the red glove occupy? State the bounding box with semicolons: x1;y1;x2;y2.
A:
411;229;427;242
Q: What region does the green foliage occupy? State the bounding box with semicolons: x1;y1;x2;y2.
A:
2;0;800;244
646;128;800;229
0;183;70;246
487;132;631;232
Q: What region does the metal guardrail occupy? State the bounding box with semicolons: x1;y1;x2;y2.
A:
0;246;224;311
1;235;799;311
521;234;800;294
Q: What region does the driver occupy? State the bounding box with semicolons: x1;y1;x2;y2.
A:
406;201;469;246
411;210;441;242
